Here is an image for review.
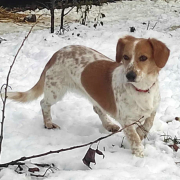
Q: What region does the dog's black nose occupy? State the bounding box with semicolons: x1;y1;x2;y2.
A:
126;71;137;82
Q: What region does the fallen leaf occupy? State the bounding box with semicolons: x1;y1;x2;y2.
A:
168;144;179;152
82;148;96;169
82;147;105;169
96;149;105;159
28;167;40;173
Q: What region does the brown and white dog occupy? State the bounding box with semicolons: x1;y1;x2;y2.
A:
6;35;170;157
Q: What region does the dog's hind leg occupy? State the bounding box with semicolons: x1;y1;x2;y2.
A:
40;87;67;129
40;99;60;129
40;72;67;129
93;106;120;132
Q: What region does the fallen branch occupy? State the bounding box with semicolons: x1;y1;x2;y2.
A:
0;116;144;168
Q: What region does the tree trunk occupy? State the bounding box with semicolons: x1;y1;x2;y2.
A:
60;7;65;34
50;7;54;33
50;0;55;33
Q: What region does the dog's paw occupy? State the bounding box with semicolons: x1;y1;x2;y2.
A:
104;123;120;133
45;122;60;129
132;147;144;158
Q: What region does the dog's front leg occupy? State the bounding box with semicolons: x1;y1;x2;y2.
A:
93;106;120;132
123;125;144;157
136;112;155;140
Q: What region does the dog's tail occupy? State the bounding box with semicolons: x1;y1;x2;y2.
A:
6;70;46;103
3;52;57;103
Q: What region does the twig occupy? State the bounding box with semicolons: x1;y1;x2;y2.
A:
151;22;158;30
0;116;144;168
37;1;50;9
0;17;42;157
34;163;52;167
64;6;74;16
30;166;52;177
147;21;150;30
120;137;125;148
0;84;12;101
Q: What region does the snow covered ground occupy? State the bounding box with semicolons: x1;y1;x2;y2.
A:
0;0;180;179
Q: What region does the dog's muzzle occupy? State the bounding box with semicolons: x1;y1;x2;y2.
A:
126;70;137;82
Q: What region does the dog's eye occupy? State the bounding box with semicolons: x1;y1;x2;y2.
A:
139;55;147;61
123;55;130;61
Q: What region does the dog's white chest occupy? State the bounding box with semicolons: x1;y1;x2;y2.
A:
115;83;160;124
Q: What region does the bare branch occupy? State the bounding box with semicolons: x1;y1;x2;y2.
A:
0;116;144;168
0;16;42;158
64;6;75;16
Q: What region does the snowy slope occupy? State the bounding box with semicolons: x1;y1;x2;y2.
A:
0;0;180;179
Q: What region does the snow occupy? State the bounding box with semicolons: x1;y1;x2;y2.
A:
0;0;180;179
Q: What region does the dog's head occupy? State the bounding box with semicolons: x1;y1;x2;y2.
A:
116;36;170;86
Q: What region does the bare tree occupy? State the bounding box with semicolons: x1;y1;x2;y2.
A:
59;0;75;34
49;0;106;34
50;0;56;33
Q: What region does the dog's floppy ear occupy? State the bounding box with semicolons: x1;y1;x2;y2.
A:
116;36;135;63
149;38;170;68
116;38;125;63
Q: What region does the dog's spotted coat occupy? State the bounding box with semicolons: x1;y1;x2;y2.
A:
7;36;170;157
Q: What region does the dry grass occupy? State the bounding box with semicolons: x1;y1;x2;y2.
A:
169;25;180;31
0;7;27;23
